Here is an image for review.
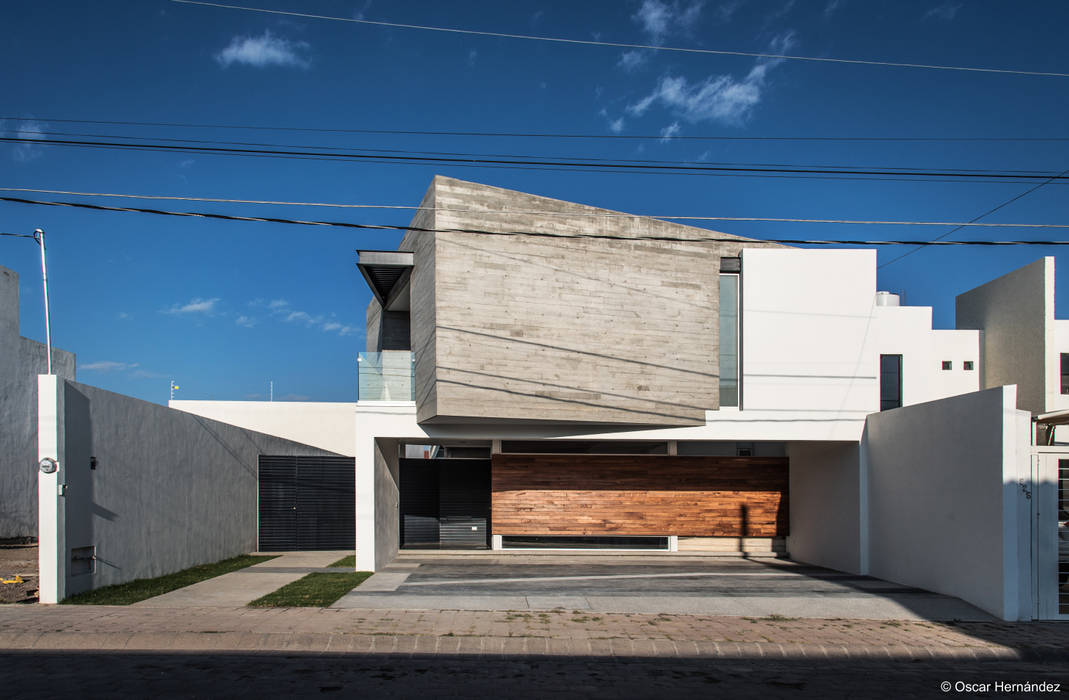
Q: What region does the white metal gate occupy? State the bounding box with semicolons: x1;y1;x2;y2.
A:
1033;449;1069;620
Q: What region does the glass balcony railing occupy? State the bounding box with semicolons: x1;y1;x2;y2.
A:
357;351;415;401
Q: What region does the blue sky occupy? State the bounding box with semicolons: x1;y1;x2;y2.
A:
1;0;1066;404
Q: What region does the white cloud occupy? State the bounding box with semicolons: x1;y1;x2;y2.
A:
236;315;256;327
117;312;131;320
660;122;681;141
766;0;795;22
823;0;842;17
627;32;796;126
215;31;310;69
924;1;961;20
81;360;139;372
5;119;48;162
632;0;704;44
164;297;220;315
715;0;744;23
618;49;647;72
609;117;626;133
256;298;356;336
353;0;372;20
467;48;478;66
178;158;195;168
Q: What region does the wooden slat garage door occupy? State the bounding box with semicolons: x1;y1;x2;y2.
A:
258;455;355;551
492;455;788;537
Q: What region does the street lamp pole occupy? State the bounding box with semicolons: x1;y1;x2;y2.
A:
32;228;52;375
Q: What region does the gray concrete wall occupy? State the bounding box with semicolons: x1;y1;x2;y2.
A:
373;438;399;569
398;185;439;420
956;258;1053;414
862;386;1032;620
787;442;863;574
47;379;334;598
0;265;75;538
409;176;779;426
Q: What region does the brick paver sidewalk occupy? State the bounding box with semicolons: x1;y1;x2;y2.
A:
0;605;1065;661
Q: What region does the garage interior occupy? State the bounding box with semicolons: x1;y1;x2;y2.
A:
397;440;789;554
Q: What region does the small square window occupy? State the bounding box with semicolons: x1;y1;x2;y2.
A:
941;361;952;370
963;361;974;371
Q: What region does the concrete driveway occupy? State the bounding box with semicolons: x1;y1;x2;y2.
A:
333;552;993;621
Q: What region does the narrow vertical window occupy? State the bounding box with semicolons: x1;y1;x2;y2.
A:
719;272;740;407
880;354;902;411
1061;353;1069;395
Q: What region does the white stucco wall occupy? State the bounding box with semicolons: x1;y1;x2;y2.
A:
863;386;1032;620
740;248;878;419
956;257;1054;414
871;305;980;406
1050;320;1069;414
170;400;357;456
787;441;864;574
38;379;336;602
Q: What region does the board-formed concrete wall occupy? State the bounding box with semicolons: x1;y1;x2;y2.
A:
37;377;335;602
399;176;779;426
787;441;864;574
0;265;75;538
862;386;1032;620
956;258;1053;414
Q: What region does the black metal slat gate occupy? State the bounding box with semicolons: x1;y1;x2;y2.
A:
258;455;355;551
400;459;490;549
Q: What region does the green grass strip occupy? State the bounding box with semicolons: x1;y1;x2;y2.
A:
61;554;277;605
248;571;371;608
329;554;355;568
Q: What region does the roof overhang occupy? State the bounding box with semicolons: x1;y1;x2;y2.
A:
356;250;413;309
1036;409;1069;426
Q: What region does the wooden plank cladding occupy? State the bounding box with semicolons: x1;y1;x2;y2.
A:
491;455;788;537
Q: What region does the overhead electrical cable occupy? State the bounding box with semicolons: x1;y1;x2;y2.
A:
2;195;1067;246
878;167;1069;268
14;129;1065;174
2;136;1067;182
2;187;1066;229
5;116;1067;142
171;0;1069;78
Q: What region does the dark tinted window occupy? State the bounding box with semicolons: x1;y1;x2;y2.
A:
880;355;902;411
1062;354;1069;395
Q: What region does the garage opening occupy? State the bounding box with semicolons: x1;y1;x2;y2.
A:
258;455;355;551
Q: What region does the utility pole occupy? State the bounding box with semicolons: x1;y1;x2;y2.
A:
32;229;52;374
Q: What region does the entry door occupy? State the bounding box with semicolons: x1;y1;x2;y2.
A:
399;459;490;549
258;455;355;551
1035;452;1069;619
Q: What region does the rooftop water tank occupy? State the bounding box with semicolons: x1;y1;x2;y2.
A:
875;291;901;307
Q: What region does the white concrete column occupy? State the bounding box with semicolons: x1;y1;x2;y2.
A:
354;428;378;572
667;535;678;552
491;534;503;550
37;374;64;604
667;441;678;456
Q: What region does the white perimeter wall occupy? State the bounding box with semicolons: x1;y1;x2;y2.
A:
863;386;1032;620
1051;320;1069;414
170;400;356;456
787;441;864;574
38;378;335;602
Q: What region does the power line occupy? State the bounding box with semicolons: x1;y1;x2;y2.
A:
6;116;1068;143
2;187;1067;229
172;0;1069;79
20;129;1069;175
2;195;1067;246
0;231;37;238
878;167;1069;269
3;135;1068;182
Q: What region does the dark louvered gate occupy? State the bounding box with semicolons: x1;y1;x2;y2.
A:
399;459;490;549
258;455;355;551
